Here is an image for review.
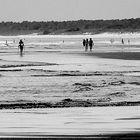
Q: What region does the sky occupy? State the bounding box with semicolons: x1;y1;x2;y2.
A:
0;0;139;22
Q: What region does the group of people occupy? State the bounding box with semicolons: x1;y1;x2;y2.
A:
83;38;94;52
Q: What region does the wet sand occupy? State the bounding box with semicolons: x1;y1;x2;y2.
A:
83;51;140;60
0;34;140;138
0;106;140;139
0;47;140;108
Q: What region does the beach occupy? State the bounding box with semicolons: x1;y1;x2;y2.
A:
0;33;140;138
0;106;140;139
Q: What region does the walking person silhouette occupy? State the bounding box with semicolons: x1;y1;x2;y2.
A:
121;38;124;45
89;38;93;51
18;39;24;56
83;39;86;51
83;39;86;47
85;39;88;52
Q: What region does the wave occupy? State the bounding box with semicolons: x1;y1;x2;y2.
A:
30;71;120;77
1;32;140;39
1;100;140;109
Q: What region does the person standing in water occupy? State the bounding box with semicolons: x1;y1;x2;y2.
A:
5;40;8;46
128;39;130;44
85;39;88;51
18;39;24;56
121;38;124;45
83;39;86;47
89;38;94;51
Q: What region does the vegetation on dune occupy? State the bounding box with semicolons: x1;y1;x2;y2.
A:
0;18;140;35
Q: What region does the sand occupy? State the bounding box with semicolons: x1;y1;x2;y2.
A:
0;47;140;108
0;106;140;139
0;33;140;138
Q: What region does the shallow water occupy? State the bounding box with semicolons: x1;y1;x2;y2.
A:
0;34;140;137
0;35;140;108
1;48;140;72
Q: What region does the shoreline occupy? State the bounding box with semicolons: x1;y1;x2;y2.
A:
1;100;140;110
0;106;140;139
1;133;140;139
1;31;140;38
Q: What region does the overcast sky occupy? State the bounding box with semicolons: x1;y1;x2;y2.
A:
0;0;139;22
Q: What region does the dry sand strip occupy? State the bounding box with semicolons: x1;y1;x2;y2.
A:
0;106;140;139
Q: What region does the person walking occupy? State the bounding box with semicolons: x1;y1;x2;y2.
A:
121;38;124;45
83;39;86;47
128;39;130;44
18;39;24;56
89;38;93;51
5;40;8;46
85;39;88;52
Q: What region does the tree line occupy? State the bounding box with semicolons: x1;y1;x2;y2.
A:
0;18;140;35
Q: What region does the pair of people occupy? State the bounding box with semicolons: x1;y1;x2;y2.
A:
83;38;94;52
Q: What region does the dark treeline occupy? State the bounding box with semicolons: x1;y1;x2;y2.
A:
0;18;140;35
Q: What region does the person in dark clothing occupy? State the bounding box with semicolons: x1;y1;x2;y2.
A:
121;38;124;45
83;39;86;47
5;40;8;46
128;39;130;44
85;39;88;52
89;38;93;51
18;39;24;56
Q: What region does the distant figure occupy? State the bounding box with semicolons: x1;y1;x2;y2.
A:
5;40;8;46
110;38;114;44
89;38;93;51
128;39;130;44
18;39;24;56
85;39;88;51
121;38;124;45
83;39;86;47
